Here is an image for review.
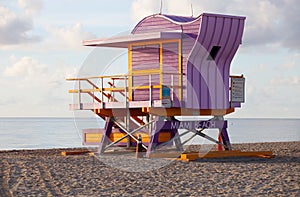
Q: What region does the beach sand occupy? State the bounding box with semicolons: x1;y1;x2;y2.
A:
0;141;299;196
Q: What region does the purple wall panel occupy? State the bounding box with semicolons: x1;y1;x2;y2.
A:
223;19;245;108
214;17;232;109
186;14;245;109
162;42;180;103
131;45;160;101
131;64;159;70
131;13;245;109
207;17;225;109
133;89;160;101
133;75;160;86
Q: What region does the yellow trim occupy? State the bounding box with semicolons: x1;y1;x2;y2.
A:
131;85;161;90
178;39;182;101
128;44;132;100
69;85;182;94
85;133;102;143
131;69;160;74
159;42;163;100
127;39;182;101
129;39;180;47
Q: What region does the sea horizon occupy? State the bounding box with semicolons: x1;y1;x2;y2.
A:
0;117;299;151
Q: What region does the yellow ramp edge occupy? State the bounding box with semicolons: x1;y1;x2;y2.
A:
180;151;274;161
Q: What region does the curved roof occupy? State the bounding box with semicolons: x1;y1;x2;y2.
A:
131;14;199;34
162;14;197;22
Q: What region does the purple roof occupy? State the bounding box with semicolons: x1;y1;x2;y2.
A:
162;14;196;22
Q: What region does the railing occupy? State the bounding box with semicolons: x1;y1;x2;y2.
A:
67;72;185;109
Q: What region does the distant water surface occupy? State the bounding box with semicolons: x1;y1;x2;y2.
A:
0;118;299;150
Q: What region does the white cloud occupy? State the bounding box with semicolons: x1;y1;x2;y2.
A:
45;23;95;50
278;61;295;70
270;76;299;86
49;67;79;87
3;56;47;79
18;0;43;17
131;0;160;23
0;55;77;116
3;56;79;84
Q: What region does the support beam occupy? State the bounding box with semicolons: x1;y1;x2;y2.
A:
143;107;235;116
98;117;114;154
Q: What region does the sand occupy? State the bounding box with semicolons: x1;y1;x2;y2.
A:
0;141;299;196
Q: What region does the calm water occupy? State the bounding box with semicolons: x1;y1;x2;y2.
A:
0;118;299;150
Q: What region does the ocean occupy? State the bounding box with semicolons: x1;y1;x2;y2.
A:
0;118;299;150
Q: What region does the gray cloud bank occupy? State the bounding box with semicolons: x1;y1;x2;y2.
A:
131;0;300;51
0;1;41;45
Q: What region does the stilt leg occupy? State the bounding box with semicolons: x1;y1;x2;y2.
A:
220;127;231;150
98;117;114;154
173;130;183;151
217;131;223;151
146;116;163;157
170;117;183;151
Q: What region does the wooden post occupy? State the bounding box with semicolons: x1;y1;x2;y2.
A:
125;76;130;148
217;130;223;151
149;74;152;106
136;134;144;158
101;77;104;108
78;80;81;110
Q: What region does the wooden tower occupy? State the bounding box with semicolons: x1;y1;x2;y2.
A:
68;13;246;157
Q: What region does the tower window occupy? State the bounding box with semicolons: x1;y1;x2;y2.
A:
207;46;221;60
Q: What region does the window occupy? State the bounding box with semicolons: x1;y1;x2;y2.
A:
207;46;221;60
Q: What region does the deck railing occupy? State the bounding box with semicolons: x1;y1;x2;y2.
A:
67;72;185;109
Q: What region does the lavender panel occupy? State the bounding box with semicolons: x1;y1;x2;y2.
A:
214;17;232;109
206;17;225;109
133;89;160;101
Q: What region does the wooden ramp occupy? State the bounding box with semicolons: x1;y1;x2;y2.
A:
150;150;275;162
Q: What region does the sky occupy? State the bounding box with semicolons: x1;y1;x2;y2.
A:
0;0;299;118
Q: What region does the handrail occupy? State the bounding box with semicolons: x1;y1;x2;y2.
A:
68;71;185;107
66;72;185;81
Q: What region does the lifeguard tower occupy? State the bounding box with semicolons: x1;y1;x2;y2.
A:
68;13;246;157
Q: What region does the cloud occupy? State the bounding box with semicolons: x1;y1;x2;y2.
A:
0;55;77;116
49;67;78;87
130;0;300;51
0;2;41;45
45;23;95;50
3;56;47;79
131;0;160;22
18;0;43;17
270;76;299;86
3;56;78;84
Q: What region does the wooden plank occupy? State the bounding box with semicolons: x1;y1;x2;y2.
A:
61;150;91;156
180;151;274;161
95;108;148;117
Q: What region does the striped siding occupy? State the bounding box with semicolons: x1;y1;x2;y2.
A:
132;75;160;85
133;89;160;101
130;13;245;109
181;20;201;103
132;15;201;104
131;45;160;70
131;45;160;100
132;16;181;34
187;14;245;109
162;42;179;102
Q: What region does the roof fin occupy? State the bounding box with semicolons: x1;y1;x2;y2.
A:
159;0;163;14
191;3;194;17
